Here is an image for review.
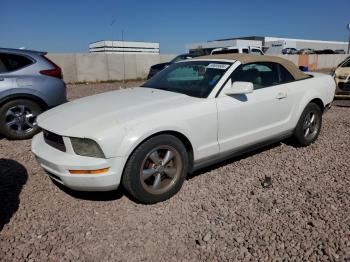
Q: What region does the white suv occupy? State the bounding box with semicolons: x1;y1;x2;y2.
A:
211;46;264;55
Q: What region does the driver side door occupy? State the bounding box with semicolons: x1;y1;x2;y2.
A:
216;62;294;153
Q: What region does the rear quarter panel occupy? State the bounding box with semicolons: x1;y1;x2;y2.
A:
286;73;335;130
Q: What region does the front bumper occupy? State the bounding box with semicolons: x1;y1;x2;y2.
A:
335;78;350;97
31;132;126;191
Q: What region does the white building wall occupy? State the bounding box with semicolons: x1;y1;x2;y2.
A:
89;41;160;54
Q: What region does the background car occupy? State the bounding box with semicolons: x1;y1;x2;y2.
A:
334;56;350;97
298;48;316;54
334;49;346;54
147;53;199;79
315;49;335;54
282;48;298;54
323;49;335;54
0;48;66;139
210;46;264;55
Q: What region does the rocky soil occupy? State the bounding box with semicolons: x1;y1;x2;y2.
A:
0;82;349;261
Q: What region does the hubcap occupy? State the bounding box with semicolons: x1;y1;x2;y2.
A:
303;111;319;140
5;105;37;134
140;145;182;195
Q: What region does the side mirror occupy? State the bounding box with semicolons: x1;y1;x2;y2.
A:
225;81;254;95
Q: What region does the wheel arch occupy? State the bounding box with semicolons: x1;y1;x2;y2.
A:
289;94;326;133
0;94;48;110
309;98;325;113
122;130;195;176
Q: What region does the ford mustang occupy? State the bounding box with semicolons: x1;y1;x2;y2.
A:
32;54;335;204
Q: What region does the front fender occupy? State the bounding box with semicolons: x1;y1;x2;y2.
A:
117;121;195;159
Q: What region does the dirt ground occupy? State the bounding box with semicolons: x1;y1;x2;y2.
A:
0;82;349;261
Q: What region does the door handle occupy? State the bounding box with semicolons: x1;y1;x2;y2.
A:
276;92;287;99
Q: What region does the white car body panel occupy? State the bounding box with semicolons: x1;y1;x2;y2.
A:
32;59;336;191
38;87;219;161
216;79;293;152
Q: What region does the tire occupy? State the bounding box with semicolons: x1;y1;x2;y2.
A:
122;134;189;204
293;102;322;147
0;99;42;140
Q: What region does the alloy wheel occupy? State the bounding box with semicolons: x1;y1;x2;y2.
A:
5;105;37;134
303;111;319;140
140;145;182;195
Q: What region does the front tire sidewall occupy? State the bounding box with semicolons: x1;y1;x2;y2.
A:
294;103;322;147
122;135;189;204
0;99;42;140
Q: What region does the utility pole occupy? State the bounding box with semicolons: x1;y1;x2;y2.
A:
110;19;126;87
122;30;126;88
347;23;350;54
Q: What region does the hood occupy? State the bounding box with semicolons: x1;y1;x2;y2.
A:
38;87;194;138
335;67;350;77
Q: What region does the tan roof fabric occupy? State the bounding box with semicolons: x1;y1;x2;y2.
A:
195;54;309;80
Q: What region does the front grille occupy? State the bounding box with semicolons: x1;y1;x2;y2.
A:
43;130;66;152
338;82;350;92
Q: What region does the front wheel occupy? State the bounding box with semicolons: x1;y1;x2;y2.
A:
122;134;189;204
0;99;42;140
293;102;322;147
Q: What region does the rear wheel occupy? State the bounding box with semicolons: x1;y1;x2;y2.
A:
122;134;189;204
293;102;322;147
0;99;42;140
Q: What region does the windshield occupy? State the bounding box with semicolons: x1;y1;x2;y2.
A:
142;61;232;98
212;49;239;55
341;58;350;67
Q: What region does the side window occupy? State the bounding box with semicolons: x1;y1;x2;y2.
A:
0;56;8;73
242;48;249;54
251;49;263;55
230;62;280;89
0;53;33;72
341;58;350;67
227;49;239;54
278;64;295;84
229;48;239;54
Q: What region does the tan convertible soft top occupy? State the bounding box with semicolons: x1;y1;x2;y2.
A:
195;54;309;81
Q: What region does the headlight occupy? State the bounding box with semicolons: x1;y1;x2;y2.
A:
70;138;105;158
338;75;348;80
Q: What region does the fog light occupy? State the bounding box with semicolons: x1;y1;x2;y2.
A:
69;168;109;175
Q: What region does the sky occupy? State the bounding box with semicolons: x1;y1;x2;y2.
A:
1;0;349;54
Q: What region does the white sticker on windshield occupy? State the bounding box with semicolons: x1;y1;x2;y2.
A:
206;63;230;70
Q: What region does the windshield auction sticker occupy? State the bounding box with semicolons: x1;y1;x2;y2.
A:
206;63;230;70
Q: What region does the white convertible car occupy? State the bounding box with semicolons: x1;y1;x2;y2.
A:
32;54;335;204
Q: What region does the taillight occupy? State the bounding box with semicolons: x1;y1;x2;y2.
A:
40;55;62;79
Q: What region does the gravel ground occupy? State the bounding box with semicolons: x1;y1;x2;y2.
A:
0;82;349;261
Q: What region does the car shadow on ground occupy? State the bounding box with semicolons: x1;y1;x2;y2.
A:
187;141;283;180
0;159;28;231
52;179;127;202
